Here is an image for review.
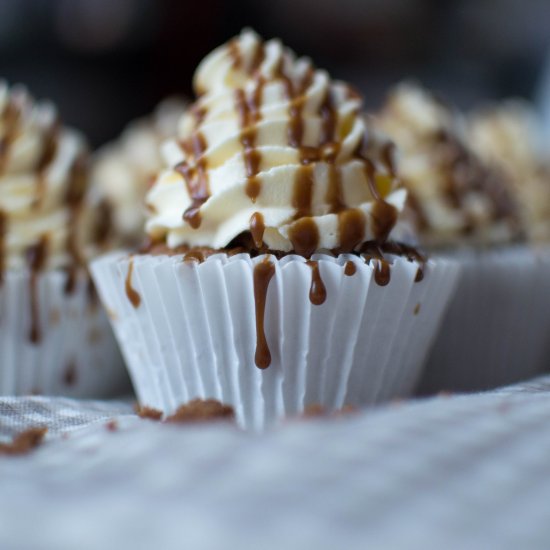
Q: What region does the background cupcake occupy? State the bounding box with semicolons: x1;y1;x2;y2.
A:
378;82;550;393
90;98;187;247
92;30;458;430
0;82;128;397
468;101;550;244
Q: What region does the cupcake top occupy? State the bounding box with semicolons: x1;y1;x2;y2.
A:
91;98;186;246
0;82;96;275
468;102;550;242
145;29;408;256
377;83;523;248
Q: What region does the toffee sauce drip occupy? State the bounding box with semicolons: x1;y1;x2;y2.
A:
63;154;88;295
360;243;391;287
26;235;48;343
34;119;60;209
235;79;265;201
125;259;141;308
0;210;6;285
0;96;22;175
253;259;275;369
344;260;356;276
306;260;326;305
249;212;265;248
178;132;210;229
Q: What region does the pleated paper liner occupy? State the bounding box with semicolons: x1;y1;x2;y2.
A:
91;251;459;430
0;269;129;397
418;246;550;394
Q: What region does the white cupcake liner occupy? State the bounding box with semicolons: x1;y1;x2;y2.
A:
418;246;550;394
91;251;459;430
0;269;129;397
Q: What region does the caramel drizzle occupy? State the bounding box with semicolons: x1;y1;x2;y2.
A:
228;39;243;69
253;259;275;369
92;199;114;248
63;154;88;295
359;241;427;286
0;95;22;175
306;260;326;305
26;235;48;343
33;118;60;209
235;80;265;201
249;212;265;248
0;210;6;285
125;259;141;308
177;132;209;229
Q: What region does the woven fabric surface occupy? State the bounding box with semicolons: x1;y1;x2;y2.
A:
1;378;550;549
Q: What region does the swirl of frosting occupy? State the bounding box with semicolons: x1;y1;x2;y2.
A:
91;97;186;246
0;82;93;275
145;30;407;255
377;83;523;247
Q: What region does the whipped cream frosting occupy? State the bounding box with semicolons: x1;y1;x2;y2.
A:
378;83;523;248
0;82;95;273
145;29;407;254
91;98;186;246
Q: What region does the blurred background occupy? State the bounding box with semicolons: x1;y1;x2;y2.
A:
2;0;549;146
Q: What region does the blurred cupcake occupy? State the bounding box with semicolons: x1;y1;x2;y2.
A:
468;100;550;243
0;82;128;397
91;31;458;430
378;83;550;393
90;98;187;246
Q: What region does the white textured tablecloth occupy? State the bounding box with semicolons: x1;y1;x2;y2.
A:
2;378;550;550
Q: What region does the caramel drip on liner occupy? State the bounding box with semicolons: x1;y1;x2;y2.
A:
306;260;326;305
26;235;48;343
253;259;275;369
178;132;209;229
63;154;88;295
344;261;356;276
125;259;141;308
0;210;6;285
249;212;265;248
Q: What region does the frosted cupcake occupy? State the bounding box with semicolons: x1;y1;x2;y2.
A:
90;98;187;246
0;82;128;397
378;83;550;393
468;101;550;243
91;31;458;430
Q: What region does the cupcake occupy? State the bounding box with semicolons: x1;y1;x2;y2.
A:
90;97;187;246
378;83;550;393
468;101;550;243
0;82;128;397
91;30;458;430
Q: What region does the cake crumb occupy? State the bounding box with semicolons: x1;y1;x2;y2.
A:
105;420;118;431
165;399;234;424
135;405;163;421
302;404;357;418
0;427;47;456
